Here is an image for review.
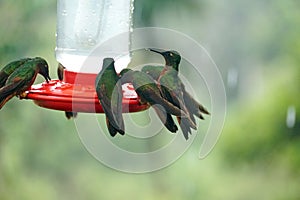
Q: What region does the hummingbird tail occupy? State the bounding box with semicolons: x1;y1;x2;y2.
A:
177;117;192;140
183;91;210;116
106;117;125;136
0;72;9;88
0;93;14;109
198;104;210;115
0;86;16;109
106;118;118;137
153;105;178;133
65;111;78;120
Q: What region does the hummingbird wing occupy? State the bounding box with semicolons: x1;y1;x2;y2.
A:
158;83;196;140
98;84;124;136
143;66;209;117
136;84;186;117
142;65;209;139
0;71;9;88
0;58;31;87
160;75;197;128
111;80;125;133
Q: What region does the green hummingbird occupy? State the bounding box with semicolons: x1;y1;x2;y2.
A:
0;58;32;87
141;65;210;118
119;68;189;133
0;57;51;109
95;58;125;137
57;63;78;120
148;49;200;139
142;65;210;139
121;68;178;132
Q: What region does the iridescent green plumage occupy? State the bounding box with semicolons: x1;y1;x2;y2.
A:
120;68;188;133
148;49;205;140
0;58;32;87
141;65;210;118
95;58;124;137
0;57;51;109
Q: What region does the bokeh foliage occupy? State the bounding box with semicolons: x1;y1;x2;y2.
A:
0;0;300;199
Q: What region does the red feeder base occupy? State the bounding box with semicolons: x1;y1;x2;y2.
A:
25;70;149;113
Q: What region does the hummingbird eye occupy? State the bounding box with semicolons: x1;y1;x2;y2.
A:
169;52;173;56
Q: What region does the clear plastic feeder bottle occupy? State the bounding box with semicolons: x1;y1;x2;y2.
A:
56;0;134;73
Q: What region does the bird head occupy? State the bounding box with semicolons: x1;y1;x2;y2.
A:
35;58;51;83
148;48;181;70
102;57;115;70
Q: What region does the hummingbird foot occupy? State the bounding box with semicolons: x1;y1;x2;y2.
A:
18;91;28;99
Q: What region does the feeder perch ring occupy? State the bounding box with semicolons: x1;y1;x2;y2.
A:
24;69;149;113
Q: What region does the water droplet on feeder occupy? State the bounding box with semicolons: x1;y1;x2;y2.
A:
88;37;96;46
286;105;296;128
62;9;67;16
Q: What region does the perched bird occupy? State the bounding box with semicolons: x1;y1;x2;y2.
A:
148;48;199;139
0;58;32;87
141;65;210;119
0;57;51;109
95;58;125;137
57;63;78;119
119;68;189;133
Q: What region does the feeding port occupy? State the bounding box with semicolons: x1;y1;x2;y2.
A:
25;0;149;113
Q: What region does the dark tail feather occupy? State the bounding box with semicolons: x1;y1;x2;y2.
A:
153;105;178;133
0;95;13;109
177;117;192;140
184;91;210;118
65;111;78;120
198;104;210;115
0;89;15;110
106;117;125;137
107;118;117;137
0;72;8;88
181;103;197;130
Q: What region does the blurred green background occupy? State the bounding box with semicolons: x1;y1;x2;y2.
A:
1;0;300;199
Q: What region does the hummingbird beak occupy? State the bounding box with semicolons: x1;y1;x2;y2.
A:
148;48;165;55
44;74;51;83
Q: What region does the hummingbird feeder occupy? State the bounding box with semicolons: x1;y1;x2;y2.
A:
25;0;149;113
